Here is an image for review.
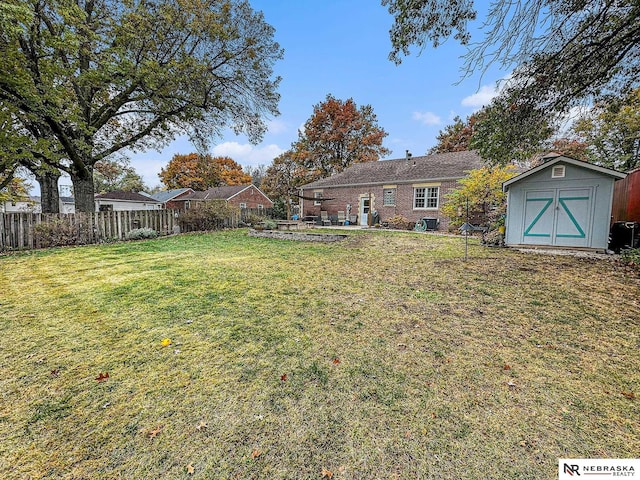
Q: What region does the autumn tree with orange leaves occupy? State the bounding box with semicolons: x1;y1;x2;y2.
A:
159;153;221;190
159;154;251;190
215;157;252;186
292;94;391;183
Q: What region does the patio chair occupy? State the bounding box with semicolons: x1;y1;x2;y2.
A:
320;211;331;226
337;211;346;225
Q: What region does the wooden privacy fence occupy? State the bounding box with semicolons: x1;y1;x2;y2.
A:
0;210;179;251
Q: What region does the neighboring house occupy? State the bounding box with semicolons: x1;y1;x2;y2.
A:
94;191;162;211
149;188;194;209
298;150;484;228
1;196;76;214
175;185;273;211
60;196;76;214
503;153;626;250
1;196;42;213
611;167;640;223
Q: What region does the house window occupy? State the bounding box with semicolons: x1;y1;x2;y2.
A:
257;204;264;210
239;202;247;209
383;188;396;206
314;192;323;206
99;204;113;212
414;187;439;209
552;165;566;178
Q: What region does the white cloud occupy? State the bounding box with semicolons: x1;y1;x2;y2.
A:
267;119;288;134
412;111;441;126
461;85;499;109
211;141;285;167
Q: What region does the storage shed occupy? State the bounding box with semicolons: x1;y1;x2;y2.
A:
503;154;626;250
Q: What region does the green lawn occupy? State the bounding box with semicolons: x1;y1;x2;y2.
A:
1;230;638;479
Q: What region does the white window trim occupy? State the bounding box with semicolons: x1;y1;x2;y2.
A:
413;186;439;210
313;191;323;206
239;202;247;209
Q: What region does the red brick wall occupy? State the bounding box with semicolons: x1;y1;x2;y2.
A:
227;186;273;209
165;190;194;210
301;180;461;230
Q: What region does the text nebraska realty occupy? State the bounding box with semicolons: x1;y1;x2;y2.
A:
564;463;635;476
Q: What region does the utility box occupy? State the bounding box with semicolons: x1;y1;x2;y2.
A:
422;217;438;230
609;221;640;252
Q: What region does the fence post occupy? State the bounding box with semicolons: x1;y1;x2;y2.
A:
0;213;5;251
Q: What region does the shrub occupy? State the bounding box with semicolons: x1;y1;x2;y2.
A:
620;248;640;265
125;228;158;240
385;214;413;230
243;213;264;225
34;218;86;248
481;228;505;247
262;219;278;230
178;201;239;232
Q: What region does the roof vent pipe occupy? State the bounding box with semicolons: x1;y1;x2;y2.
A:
406;150;412;165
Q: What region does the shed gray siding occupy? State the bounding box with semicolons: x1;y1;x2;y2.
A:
505;161;617;250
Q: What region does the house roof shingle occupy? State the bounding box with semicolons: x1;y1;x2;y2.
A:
94;191;161;202
150;188;193;203
181;185;253;201
300;151;484;189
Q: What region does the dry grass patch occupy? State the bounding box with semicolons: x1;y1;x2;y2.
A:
0;230;638;479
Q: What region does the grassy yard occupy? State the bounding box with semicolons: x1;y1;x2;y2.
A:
0;229;638;479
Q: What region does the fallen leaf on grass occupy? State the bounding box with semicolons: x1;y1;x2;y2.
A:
251;449;261;459
95;372;109;382
50;368;60;377
186;463;195;475
332;358;340;365
280;373;287;382
321;468;333;478
621;391;636;400
195;421;208;431
147;426;163;439
506;381;517;389
161;338;172;347
503;364;512;370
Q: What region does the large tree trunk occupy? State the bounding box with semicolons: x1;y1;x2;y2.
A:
36;169;61;214
71;165;95;213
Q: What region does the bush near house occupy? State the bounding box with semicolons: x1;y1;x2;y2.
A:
384;214;414;230
177;200;239;232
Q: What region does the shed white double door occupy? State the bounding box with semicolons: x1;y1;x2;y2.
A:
522;187;594;247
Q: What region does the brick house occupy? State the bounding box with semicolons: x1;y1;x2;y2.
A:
174;185;273;211
299;151;484;229
150;188;194;209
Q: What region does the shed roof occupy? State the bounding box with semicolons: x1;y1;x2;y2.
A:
94;191;161;202
181;185;251;201
300;151;484;189
503;155;627;191
150;188;193;203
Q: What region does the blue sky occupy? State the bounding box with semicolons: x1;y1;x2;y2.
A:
128;0;508;190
